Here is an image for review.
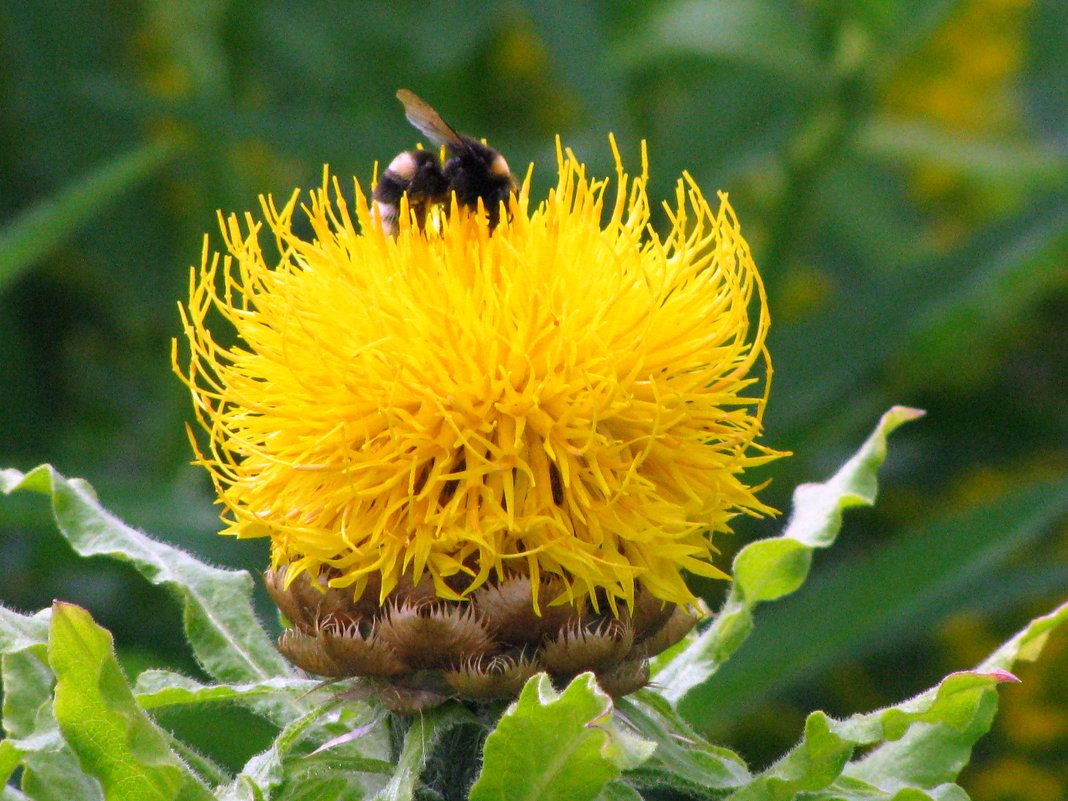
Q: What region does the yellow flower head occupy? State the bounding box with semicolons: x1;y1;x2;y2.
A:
177;139;782;615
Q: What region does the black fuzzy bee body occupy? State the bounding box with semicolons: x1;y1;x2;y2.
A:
373;90;515;235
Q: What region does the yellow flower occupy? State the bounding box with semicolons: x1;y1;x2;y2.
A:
177;139;781;618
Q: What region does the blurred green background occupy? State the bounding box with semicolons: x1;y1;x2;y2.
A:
2;0;1067;796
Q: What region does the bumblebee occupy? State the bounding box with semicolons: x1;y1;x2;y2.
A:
373;90;516;235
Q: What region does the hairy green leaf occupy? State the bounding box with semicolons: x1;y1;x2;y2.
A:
725;598;1068;798
373;704;475;801
17;745;103;801
694;477;1068;727
134;670;319;710
594;780;645;801
217;702;336;801
2;637;103;801
47;601;212;801
655;407;923;705
1;650;56;751
0;740;22;787
218;690;394;801
1;466;297;723
470;673;654;801
0;607;50;658
273;751;393;801
846;598;1068;789
615;692;750;796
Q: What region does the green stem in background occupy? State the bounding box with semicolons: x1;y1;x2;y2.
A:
759;3;961;277
758;21;874;278
0;137;181;294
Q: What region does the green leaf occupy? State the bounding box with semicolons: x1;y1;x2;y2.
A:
846;598;1068;789
163;732;232;791
156;680;388;799
654;407;923;705
0;739;22;787
0;139;179;294
134;669;320;710
0;465;298;723
274;752;393;801
726;685;988;800
373;704;476;801
2;639;103;801
47;602;213;801
594;780;645;801
754;776;969;800
217;702;336;801
739;712;856;799
273;774;352;801
687;477;1068;728
180;702;391;796
0;606;50;658
17;747;103;801
470;673;654;801
725;598;1068;799
615;692;751;796
1;649;56;749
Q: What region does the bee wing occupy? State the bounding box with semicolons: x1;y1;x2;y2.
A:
396;89;465;149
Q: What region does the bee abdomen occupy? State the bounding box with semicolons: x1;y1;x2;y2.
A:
373;150;449;235
443;141;515;228
373;91;517;235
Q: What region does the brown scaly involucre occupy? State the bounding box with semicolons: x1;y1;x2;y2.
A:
266;567;698;713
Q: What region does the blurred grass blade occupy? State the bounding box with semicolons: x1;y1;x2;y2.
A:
617;0;821;83
859;118;1067;186
0;138;179;293
771;188;1068;434
687;477;1068;730
470;674;653;801
655;407;922;706
0;465;299;725
47;602;213;801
